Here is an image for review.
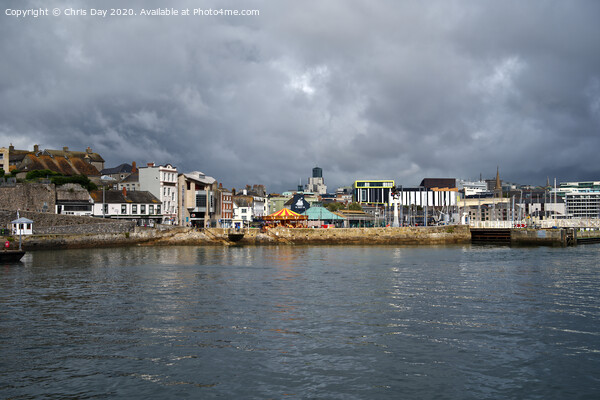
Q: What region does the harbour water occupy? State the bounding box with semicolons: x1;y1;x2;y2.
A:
2;245;600;399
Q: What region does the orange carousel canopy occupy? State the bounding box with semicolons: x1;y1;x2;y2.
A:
262;208;308;221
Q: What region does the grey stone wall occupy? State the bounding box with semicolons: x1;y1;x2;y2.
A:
36;221;135;235
0;183;56;212
0;209;135;235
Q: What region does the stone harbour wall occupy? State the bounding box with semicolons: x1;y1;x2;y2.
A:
205;225;471;245
0;183;56;212
0;209;135;235
13;224;472;251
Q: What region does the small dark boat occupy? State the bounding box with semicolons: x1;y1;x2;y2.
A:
0;250;26;262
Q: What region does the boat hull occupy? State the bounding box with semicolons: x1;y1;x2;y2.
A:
0;250;26;262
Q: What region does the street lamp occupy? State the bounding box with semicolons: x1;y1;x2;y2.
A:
100;175;116;218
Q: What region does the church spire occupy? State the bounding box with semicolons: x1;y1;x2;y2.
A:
495;166;502;197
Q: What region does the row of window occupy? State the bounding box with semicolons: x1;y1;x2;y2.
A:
161;171;177;183
103;204;162;215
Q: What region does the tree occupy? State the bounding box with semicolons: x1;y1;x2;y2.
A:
347;202;363;211
325;202;344;212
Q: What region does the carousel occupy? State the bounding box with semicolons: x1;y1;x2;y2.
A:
261;208;308;229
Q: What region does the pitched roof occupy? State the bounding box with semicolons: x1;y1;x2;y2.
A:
12;217;34;224
119;171;139;183
18;153;100;176
44;149;104;163
233;196;252;207
183;171;216;185
101;163;132;175
301;206;345;220
90;190;160;204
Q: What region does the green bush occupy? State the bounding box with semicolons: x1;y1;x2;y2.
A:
51;175;97;191
26;169;62;180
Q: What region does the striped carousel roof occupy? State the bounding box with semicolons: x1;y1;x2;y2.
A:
263;207;308;221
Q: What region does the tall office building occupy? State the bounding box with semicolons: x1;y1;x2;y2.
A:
305;166;327;195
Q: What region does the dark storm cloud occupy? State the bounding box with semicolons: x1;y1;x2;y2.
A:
1;0;599;191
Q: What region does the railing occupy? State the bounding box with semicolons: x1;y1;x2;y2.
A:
470;218;600;229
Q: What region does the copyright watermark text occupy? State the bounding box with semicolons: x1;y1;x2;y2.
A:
4;7;260;18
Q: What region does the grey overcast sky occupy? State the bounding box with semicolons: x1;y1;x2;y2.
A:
2;0;600;192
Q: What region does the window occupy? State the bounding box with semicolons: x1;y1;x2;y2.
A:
149;205;154;214
104;204;108;214
196;193;207;208
132;205;137;214
157;205;161;214
121;205;127;214
141;205;146;214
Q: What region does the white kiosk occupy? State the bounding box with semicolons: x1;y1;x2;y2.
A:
11;217;33;235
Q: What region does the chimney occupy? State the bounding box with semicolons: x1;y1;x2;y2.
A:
63;146;69;152
9;144;14;152
131;161;137;173
33;144;39;152
232;188;236;196
147;162;154;167
122;187;127;197
86;147;92;154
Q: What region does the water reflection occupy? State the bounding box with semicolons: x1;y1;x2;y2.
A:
2;245;600;399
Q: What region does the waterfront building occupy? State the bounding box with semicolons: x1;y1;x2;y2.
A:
55;183;93;216
353;179;395;206
232;190;268;224
138;163;178;225
301;206;345;228
215;185;233;228
466;202;523;222
564;190;600;218
90;188;162;226
333;209;374;228
232;197;254;228
268;194;291;214
391;187;458;208
178;171;217;227
11;216;33;235
305;166;327;195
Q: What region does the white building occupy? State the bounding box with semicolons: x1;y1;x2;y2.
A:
390;187;458;207
565;190;600;218
91;189;162;226
232;198;253;229
138;163;178;224
457;179;488;197
11;217;33;235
